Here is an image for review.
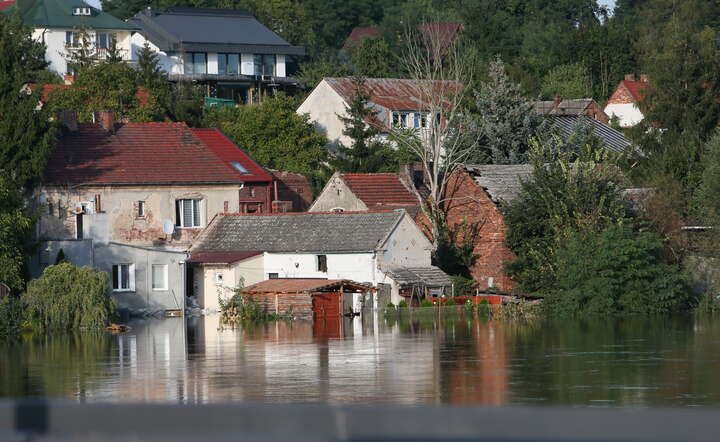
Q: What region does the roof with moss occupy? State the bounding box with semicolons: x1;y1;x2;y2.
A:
2;0;138;30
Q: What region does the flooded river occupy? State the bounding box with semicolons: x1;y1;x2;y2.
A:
2;312;720;407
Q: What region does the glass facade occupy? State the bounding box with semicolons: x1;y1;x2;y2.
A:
218;53;240;75
253;54;276;76
183;52;207;75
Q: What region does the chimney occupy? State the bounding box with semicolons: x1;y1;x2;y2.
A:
57;110;78;132
639;74;649;83
624;74;636;82
96;110;115;132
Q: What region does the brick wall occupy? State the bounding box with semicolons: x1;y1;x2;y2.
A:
245;293;313;319
442;169;517;292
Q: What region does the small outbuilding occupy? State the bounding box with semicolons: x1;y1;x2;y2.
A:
384;267;452;304
242;279;372;320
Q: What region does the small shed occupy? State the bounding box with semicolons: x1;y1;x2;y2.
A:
385;267;452;304
243;279;372;320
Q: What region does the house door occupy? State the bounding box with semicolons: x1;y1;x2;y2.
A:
312;292;341;319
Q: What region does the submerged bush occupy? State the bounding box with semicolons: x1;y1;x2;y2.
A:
0;296;24;337
24;263;115;331
545;224;690;315
220;292;289;324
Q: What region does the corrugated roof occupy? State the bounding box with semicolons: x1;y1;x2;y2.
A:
44;123;272;186
385;266;452;288
341;173;418;208
188;251;262;265
244;278;371;293
2;0;137;30
129;7;304;55
550;115;632;154
534;99;595;116
464;165;534;203
192;210;405;253
324;77;460;112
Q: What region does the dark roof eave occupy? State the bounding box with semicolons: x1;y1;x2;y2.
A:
169;74;300;84
162;43;305;56
43;179;270;187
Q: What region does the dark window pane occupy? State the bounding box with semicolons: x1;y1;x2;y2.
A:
194;53;206;74
228;54;239;74
112;265;118;289
218;53;227;74
184;53;194;75
121;265;129;289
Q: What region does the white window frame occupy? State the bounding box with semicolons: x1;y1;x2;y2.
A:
112;263;135;292
152;264;168;291
176;198;203;228
214;271;224;285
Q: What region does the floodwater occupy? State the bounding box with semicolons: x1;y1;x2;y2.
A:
2;312;720;407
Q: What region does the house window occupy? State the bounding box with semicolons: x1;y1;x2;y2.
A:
137;201;145;218
392;111;409;128
214;272;224;285
112;264;135;292
268;273;279;279
317;255;328;273
218;53;240;75
75;213;83;239
96;32;116;50
253;54;276;76
332;208;344;212
175;199;202;228
183;52;207;75
73;7;92;16
152;264;168;291
65;31;80;48
413;112;428;128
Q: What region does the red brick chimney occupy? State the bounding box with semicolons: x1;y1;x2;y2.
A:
639;74;649;83
96;110;115;132
624;74;636;81
57;110;78;132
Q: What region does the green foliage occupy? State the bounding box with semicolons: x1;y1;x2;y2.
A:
0;175;35;292
696;131;720;225
220;291;290;323
0;296;24;337
47;62;164;122
204;93;328;177
24;263;115;331
54;249;66;265
434;219;479;279
503;141;631;293
420;299;434;307
450;275;475;296
297;56;353;92
469;57;548;164
348;36;396;78
541;62;593;100
398;300;408;308
545;224;690;315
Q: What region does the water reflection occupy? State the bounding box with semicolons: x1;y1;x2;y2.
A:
3;312;720;407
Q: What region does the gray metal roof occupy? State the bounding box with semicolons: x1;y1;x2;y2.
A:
533;99;595;116
192;210;406;253
551;115;632;154
464;165;533;203
130;7;305;55
385;267;452;288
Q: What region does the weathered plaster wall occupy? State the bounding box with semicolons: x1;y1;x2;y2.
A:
194;254;265;310
308;173;367;212
38;184;249;247
377;214;433;270
263;252;376;284
604;102;644;128
297;80;351;148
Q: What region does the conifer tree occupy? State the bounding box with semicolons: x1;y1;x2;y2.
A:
332;76;395;173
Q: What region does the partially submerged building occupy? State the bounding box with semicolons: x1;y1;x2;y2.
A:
188;210;450;310
35;111;306;313
129;7;305;104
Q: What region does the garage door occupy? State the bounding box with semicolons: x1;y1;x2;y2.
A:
312;292;341;319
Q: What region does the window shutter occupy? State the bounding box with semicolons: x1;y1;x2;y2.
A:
175;200;181;226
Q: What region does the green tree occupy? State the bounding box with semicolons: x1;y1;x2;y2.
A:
24;263;115;331
547;224;689;315
332;77;396;172
469;57;547;164
0;175;35;292
348;36;396;78
204;93;328;177
297;56;353;92
541;62;593;99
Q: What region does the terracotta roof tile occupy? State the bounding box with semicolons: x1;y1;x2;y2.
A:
44;123;271;185
341;173;418;207
620;80;647;102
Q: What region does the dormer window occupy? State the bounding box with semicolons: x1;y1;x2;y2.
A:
73;7;92;16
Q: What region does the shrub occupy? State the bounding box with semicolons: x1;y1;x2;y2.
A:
420;299;434;307
545;224;690;315
398;300;408;308
443;298;456;306
0;295;24;337
23;263;115;331
220;291;290;324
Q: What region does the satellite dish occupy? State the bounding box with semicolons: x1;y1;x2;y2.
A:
163;220;175;235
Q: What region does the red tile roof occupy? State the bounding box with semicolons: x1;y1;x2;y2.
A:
44;122;272;185
0;1;14;12
341;173;418;208
188;251;262;265
620;80;647;102
244;278;371;293
342;26;382;49
192;128;272;181
324;77;461;112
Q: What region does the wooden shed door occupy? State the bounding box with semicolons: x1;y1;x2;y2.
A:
312;292;341;319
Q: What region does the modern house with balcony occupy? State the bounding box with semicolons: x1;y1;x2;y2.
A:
129;7;305;104
1;0;138;77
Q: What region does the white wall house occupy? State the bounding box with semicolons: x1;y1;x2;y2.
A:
3;0;138;76
604;74;649;128
189;210;450;310
298;77;445;149
128;7;304;103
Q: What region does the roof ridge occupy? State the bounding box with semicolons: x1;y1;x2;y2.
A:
219;209;399;216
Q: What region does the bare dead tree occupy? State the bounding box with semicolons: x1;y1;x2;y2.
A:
386;21;478;251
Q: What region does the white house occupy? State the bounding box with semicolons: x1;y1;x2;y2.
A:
604;74;649;128
188;210;451;311
2;0;138;76
128;7;304;104
298;77;456;149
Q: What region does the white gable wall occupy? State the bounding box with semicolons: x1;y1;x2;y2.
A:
297;79;352;148
604;102;644;128
308;173;368;212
